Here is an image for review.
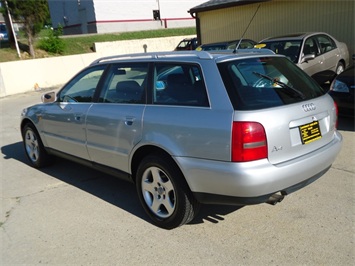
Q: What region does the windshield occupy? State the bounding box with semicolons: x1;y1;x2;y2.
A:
217;57;325;110
177;41;189;48
0;24;6;32
259;41;301;63
200;44;227;51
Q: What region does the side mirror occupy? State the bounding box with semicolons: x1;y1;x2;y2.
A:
41;91;56;103
352;54;355;61
301;54;315;63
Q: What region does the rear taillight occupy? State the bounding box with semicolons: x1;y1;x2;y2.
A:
334;101;338;129
232;122;267;162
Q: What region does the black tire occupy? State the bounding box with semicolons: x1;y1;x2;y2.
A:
22;123;53;168
335;62;345;75
136;154;200;229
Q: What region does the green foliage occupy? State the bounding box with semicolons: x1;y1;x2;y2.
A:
0;1;5;15
7;0;49;35
37;26;65;54
61;27;197;55
0;27;196;61
5;0;50;57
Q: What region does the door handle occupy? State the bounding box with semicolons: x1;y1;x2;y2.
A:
74;113;83;122
125;116;135;126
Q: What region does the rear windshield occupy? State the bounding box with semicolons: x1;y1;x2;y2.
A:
217;57;325;110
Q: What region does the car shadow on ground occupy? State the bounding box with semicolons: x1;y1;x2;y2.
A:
1;142;240;228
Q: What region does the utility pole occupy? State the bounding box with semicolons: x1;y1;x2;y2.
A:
4;0;21;58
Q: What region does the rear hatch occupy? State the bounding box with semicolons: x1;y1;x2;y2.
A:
217;55;338;164
233;95;337;164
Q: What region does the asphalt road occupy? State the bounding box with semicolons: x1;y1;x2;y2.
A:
1;90;354;265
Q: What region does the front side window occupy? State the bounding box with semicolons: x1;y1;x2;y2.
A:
98;63;148;104
58;65;106;103
303;37;320;57
153;63;209;107
218;57;325;110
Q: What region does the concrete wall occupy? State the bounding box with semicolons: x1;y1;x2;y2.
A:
0;35;194;98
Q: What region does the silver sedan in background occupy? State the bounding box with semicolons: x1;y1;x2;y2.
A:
257;32;349;84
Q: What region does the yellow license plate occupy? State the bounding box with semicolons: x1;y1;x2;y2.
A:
299;121;322;144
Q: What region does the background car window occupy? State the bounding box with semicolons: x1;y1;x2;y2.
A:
316;35;336;53
262;41;301;63
153;63;209;107
303;37;320;56
227;40;255;50
99;63;148;104
58;65;106;103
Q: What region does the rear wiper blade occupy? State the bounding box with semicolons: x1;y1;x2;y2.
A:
252;71;306;99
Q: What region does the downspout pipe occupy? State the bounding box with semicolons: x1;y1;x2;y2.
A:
188;11;201;46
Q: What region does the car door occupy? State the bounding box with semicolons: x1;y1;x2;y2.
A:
41;65;106;160
85;62;149;173
299;36;326;77
315;34;338;73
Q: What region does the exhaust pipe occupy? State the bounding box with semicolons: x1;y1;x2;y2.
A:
266;193;284;205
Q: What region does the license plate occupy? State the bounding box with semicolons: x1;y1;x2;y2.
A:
299;121;322;144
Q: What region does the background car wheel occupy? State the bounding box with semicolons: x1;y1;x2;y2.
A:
136;154;200;229
22;123;53;168
335;62;345;75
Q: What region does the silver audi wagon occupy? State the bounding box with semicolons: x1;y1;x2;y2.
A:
21;50;342;229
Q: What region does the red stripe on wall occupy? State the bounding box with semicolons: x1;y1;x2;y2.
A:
88;17;194;24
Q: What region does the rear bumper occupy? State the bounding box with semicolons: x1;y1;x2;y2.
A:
175;131;342;205
193;166;329;205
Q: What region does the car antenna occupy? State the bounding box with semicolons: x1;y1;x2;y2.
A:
233;4;261;54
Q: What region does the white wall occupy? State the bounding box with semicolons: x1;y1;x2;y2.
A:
49;0;204;34
0;35;195;98
93;0;157;21
94;0;203;20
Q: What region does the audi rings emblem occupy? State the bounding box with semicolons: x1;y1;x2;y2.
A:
302;103;316;112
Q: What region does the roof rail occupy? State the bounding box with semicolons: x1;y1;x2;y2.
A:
90;51;214;65
90;49;274;66
90;53;155;65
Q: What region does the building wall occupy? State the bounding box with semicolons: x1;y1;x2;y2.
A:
197;0;354;56
48;0;204;35
48;0;96;34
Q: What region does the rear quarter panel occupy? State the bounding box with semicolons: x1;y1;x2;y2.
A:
136;59;235;161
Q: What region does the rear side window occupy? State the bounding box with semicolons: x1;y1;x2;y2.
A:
218;57;325;110
153;63;209;107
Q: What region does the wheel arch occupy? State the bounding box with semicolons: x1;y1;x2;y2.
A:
21;118;50;148
21;118;36;136
337;59;346;69
131;145;181;183
21;118;54;168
